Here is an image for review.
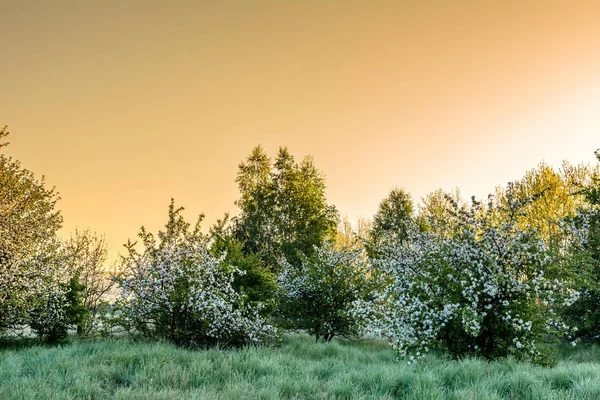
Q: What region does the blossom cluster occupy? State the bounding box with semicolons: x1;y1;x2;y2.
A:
0;158;66;334
278;243;369;341
357;198;580;365
117;209;277;346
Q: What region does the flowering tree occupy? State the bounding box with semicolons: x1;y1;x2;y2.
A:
278;243;370;342
361;192;580;365
116;200;278;347
0;152;65;337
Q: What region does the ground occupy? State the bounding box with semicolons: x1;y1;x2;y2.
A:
1;334;599;399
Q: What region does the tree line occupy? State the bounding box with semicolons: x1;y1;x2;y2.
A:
1;126;599;366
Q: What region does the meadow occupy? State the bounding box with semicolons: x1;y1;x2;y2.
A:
1;335;600;400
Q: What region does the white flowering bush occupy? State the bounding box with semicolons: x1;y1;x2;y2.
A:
115;200;278;347
278;243;370;341
0;154;68;338
360;194;580;365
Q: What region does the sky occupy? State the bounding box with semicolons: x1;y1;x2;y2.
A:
2;1;600;260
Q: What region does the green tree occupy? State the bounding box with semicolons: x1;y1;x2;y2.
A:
278;243;369;342
234;146;338;269
335;215;372;252
234;146;276;260
563;150;600;342
364;192;579;366
417;188;464;237
370;187;414;248
495;162;589;242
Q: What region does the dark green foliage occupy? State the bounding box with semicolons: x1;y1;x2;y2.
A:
564;149;600;343
64;275;90;336
234;145;338;270
371;187;414;243
367;187;415;258
28;292;69;343
210;214;278;316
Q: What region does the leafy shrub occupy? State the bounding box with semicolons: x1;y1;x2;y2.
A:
278;243;370;342
210;215;278;316
115;200;278;347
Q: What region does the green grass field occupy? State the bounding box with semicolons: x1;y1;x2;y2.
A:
1;335;600;399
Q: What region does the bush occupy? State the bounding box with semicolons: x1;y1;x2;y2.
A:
360;193;579;365
278;243;370;342
115;200;278;347
0;154;63;335
28;273;88;343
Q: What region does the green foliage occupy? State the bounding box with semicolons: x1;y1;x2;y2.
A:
367;188;414;258
28;291;69;343
371;188;414;242
210;214;278;316
234;145;338;269
494;162;594;244
64;275;89;336
563;149;600;343
417;188;465;237
278;244;370;342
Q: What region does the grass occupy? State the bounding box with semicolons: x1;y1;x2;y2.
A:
0;335;599;399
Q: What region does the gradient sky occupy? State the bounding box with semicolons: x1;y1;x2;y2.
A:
2;1;600;260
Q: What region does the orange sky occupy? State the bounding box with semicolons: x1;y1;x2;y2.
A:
2;1;600;260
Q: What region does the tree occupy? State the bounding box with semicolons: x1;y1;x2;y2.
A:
234;145;276;260
416;188;465;237
360;190;579;365
278;243;369;342
63;230;118;335
0;152;64;335
371;188;414;243
335;215;372;251
368;188;414;258
563;149;600;342
234;146;338;269
116;200;277;347
495;162;591;243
